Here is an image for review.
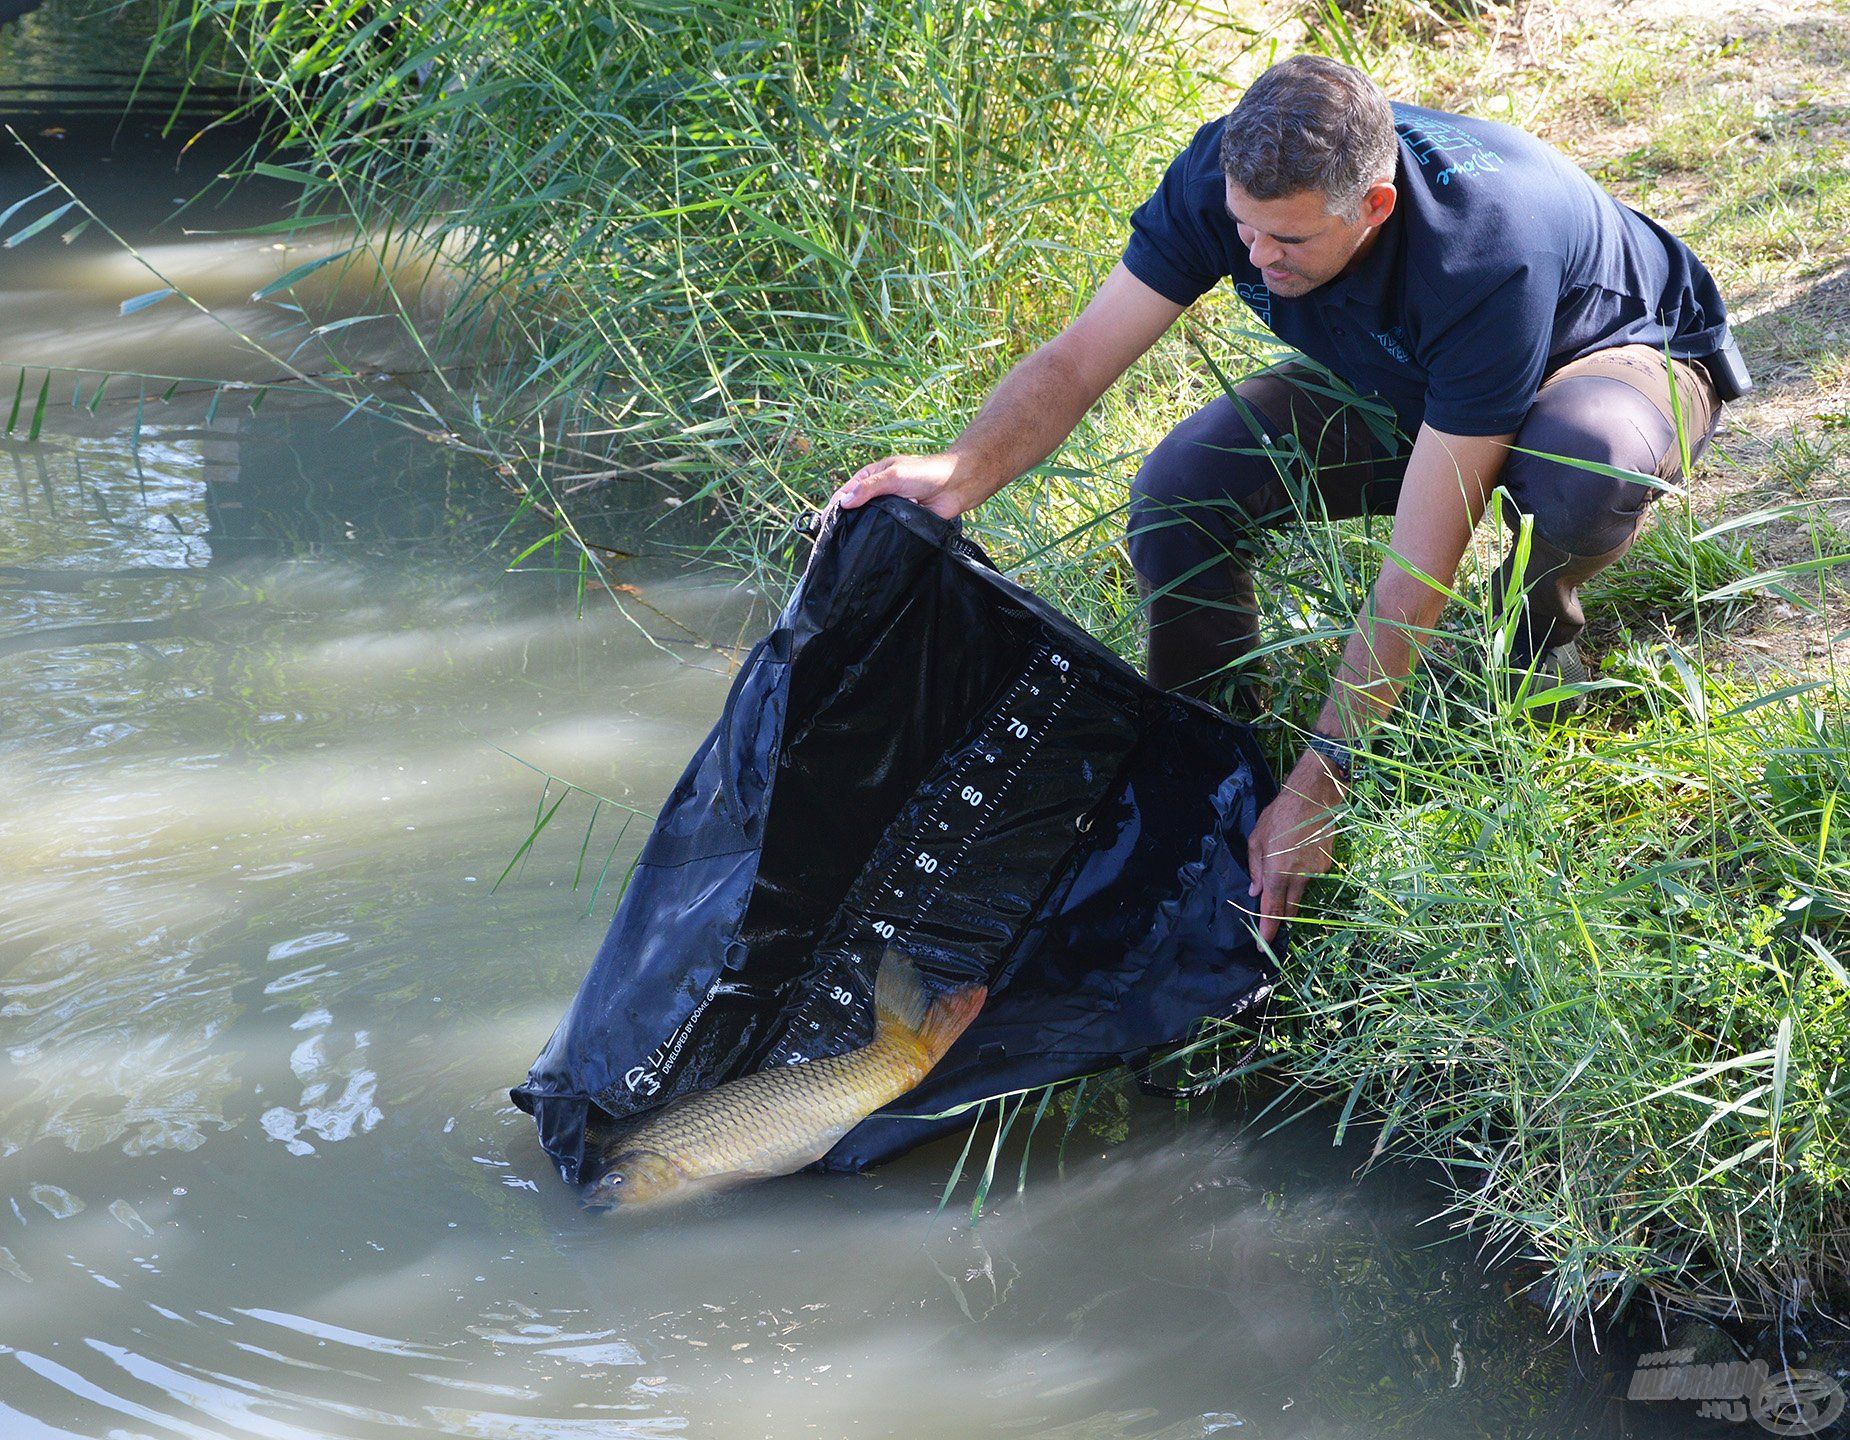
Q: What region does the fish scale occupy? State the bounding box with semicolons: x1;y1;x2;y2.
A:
635;1043;921;1168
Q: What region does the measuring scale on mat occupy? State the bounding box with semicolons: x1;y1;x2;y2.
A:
765;640;1105;1066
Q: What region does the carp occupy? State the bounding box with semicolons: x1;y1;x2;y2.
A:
586;953;985;1210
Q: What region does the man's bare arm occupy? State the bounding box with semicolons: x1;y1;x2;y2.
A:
1317;424;1513;739
832;263;1186;518
1246;424;1513;943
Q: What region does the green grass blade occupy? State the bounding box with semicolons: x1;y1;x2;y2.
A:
26;370;50;441
4;199;79;249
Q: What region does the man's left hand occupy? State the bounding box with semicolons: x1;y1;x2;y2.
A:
1246;751;1347;945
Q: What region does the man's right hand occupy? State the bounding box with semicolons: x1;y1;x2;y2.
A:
829;452;984;520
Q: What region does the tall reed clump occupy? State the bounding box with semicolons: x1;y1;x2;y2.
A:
156;0;1191;566
1287;655;1848;1322
1192;476;1850;1324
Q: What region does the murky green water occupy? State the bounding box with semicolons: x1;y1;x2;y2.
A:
0;6;1730;1437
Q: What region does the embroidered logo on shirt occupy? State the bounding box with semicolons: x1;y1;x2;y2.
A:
1234;281;1273;327
1371;326;1411;364
1397;118;1505;186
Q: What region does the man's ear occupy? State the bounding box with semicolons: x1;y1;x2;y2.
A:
1362;180;1397;229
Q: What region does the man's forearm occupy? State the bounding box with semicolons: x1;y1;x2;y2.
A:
1310;425;1509;749
1314;595;1425;743
945;342;1106;499
835;263;1181;518
1253;425;1505;937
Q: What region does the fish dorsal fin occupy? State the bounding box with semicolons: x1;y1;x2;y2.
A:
871;949;931;1034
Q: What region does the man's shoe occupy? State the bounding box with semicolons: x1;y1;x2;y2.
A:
1511;642;1590;723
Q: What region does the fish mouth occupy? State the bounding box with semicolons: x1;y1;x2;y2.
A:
581;1182;682;1215
581;1152;682;1212
580;1182;622;1213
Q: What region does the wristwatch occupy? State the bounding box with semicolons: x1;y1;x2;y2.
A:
1306;730;1355;781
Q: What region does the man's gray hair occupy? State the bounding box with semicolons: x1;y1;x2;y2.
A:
1219;56;1397;217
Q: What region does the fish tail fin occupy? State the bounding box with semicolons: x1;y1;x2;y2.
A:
871;950;987;1062
916;982;987;1064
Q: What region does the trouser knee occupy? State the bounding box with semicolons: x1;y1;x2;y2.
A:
1493;378;1683;656
1126;406;1285;596
1501;365;1715;560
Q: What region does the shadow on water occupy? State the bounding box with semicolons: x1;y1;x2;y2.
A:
2;4;1826;1438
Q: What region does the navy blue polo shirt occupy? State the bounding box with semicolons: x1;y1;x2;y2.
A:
1123;101;1732;437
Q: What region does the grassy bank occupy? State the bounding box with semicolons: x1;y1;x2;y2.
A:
143;0;1849;1324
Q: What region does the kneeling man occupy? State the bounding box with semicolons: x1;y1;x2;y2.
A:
834;54;1748;940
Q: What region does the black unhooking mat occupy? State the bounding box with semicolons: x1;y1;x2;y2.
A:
512;496;1281;1183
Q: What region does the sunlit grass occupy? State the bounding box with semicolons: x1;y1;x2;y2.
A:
1583;502;1759;632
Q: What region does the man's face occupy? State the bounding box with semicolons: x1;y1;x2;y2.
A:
1223;179;1397;298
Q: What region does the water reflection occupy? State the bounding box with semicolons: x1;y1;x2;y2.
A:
0;401;746;1434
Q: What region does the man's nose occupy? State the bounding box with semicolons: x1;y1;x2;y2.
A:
1248;234;1283;269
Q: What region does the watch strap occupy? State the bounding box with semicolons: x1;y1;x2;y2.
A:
1306;730;1355;779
